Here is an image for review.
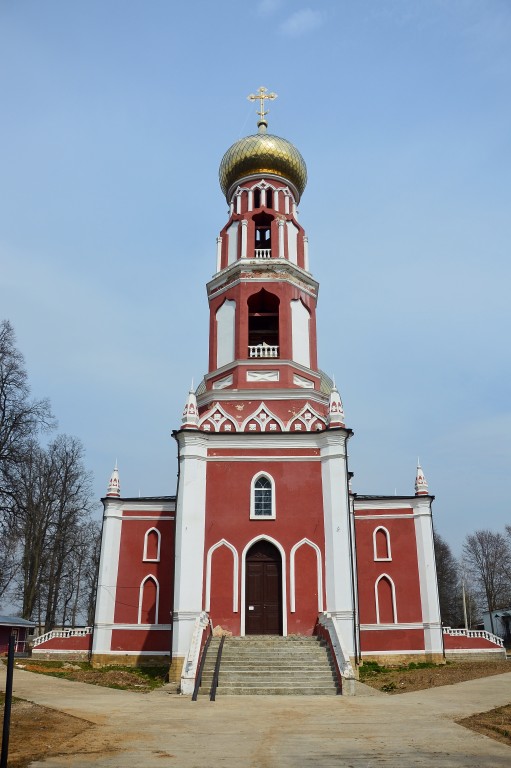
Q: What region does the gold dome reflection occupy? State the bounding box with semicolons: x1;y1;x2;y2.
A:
219;132;307;201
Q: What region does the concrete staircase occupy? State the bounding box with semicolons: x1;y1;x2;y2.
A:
197;635;339;696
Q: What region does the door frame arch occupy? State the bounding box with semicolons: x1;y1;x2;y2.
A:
241;535;287;636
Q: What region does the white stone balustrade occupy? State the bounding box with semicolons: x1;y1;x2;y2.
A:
443;626;504;647
254;249;271;259
249;344;279;358
32;626;93;646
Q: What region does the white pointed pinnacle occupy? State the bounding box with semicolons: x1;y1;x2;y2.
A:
327;383;345;427
106;461;120;498
415;460;429;496
182;384;199;429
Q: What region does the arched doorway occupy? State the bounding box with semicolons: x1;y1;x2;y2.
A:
245;540;282;635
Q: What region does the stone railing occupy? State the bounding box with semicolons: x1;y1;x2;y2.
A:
181;611;211;696
254;249;271;259
249;343;279;358
316;612;355;695
32;626;93;647
443;626;504;647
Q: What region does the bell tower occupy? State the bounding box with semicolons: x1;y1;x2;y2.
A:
171;89;356;684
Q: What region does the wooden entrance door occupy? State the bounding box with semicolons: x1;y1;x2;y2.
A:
245;540;282;635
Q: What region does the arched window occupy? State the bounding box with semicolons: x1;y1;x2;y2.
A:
143;528;161;562
373;527;391;561
254;188;261;209
248;289;279;358
266;189;273;209
250;473;276;519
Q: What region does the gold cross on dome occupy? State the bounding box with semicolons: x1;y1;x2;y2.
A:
247;86;278;121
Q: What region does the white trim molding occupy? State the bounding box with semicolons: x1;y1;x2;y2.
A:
375;573;398;624
143;527;161;562
138;574;160;625
290;538;323;612
373;526;392;561
205;539;239;612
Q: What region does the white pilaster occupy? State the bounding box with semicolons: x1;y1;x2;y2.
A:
240;219;248;259
93;497;123;655
414;497;443;654
320;430;356;656
216;236;222;273
274;189;279;211
248;190;253;211
172;431;208;661
278;219;285;260
303;236;309;271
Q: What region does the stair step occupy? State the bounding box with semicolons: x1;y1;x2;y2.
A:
196;635;339;697
201;686;338;696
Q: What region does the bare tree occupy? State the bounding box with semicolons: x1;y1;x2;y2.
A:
463;530;511;633
0;320;53;606
434;530;463;627
0;320;53;484
10;435;96;626
41;435;95;631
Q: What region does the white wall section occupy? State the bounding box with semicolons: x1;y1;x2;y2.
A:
291;299;311;368
216;299;236;368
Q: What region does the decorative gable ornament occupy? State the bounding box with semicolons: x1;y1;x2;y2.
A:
199;402;237;433
288;402;326;432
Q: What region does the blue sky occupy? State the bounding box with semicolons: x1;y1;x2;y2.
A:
1;0;510;554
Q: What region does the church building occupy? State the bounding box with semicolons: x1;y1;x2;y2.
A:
91;89;447;689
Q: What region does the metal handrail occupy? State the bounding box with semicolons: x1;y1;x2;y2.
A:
191;633;212;701
210;636;225;701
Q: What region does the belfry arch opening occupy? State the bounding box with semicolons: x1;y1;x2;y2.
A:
253;212;273;257
248;289;279;358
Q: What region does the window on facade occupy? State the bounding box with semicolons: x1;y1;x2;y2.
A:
266;189;273;209
254;188;261;209
254;476;272;516
250;473;276;519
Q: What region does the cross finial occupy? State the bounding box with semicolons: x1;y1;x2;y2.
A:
247;86;278;130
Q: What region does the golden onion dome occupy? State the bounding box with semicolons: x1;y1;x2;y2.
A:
219;125;307;202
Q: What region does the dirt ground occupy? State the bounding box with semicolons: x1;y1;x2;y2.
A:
458;703;511;747
12;660;167;691
359;659;510;694
0;694;92;768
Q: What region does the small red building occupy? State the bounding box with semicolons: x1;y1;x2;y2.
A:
91;92;503;688
0;616;35;655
